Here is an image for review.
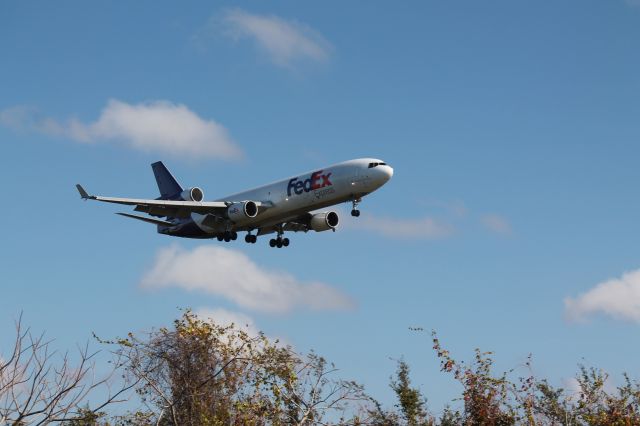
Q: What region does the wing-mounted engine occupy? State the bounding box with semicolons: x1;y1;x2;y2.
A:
226;201;259;222
309;211;339;232
180;187;204;202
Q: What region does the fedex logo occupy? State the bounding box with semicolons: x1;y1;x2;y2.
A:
287;170;332;197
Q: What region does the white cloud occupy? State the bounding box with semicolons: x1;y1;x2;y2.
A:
565;269;640;323
0;105;36;130
195;307;260;336
0;100;242;160
221;9;331;67
346;213;455;239
141;245;354;313
481;214;513;235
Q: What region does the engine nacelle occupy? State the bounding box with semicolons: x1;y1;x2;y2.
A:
180;187;204;202
226;201;259;222
310;211;339;232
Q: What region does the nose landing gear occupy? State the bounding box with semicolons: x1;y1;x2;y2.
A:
351;198;362;217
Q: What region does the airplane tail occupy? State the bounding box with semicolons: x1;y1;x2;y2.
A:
151;161;183;199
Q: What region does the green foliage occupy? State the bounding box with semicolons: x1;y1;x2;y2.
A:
438;406;463;426
62;407;108;425
430;331;640;426
390;360;431;426
432;331;518;425
9;312;640;425
104;309;368;425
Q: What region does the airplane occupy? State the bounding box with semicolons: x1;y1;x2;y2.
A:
76;158;393;248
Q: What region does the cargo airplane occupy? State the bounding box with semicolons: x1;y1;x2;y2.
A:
76;158;393;248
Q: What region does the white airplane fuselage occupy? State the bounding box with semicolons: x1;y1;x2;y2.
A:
162;158;393;239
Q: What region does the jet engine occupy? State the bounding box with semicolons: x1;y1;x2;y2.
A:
310;211;339;232
180;187;204;202
226;201;259;222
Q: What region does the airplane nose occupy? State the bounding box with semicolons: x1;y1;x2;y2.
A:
382;165;393;181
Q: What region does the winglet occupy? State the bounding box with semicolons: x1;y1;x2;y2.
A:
76;184;93;200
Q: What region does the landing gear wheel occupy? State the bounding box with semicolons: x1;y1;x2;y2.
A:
217;234;224;241
245;234;252;243
251;235;257;243
282;238;290;247
269;239;276;248
231;231;238;241
276;239;283;248
351;198;362;217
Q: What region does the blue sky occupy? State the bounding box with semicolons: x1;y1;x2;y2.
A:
2;0;640;413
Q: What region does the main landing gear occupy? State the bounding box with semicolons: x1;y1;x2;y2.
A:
245;233;257;244
269;237;290;248
351;198;362;217
216;231;237;242
269;226;289;248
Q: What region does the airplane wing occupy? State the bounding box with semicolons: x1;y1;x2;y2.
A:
76;184;236;218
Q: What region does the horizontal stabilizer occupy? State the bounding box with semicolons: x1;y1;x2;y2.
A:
116;212;175;227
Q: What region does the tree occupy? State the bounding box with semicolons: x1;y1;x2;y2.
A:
431;331;523;426
367;359;432;426
390;360;430;426
105;310;370;425
0;313;133;425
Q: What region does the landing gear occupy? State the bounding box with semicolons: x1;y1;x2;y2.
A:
351;198;362;217
269;226;290;248
269;237;289;248
245;233;257;244
218;231;238;242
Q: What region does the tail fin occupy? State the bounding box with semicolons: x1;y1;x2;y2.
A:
151;161;183;199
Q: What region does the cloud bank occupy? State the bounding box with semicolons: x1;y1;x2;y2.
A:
141;245;354;313
565;269;640;323
0;100;241;160
222;9;331;67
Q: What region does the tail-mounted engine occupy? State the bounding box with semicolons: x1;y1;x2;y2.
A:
226;201;259;222
180;187;204;202
310;211;339;232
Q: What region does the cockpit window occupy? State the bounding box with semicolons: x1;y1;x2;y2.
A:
368;162;387;168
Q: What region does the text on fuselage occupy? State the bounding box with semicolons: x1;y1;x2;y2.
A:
287;170;332;196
